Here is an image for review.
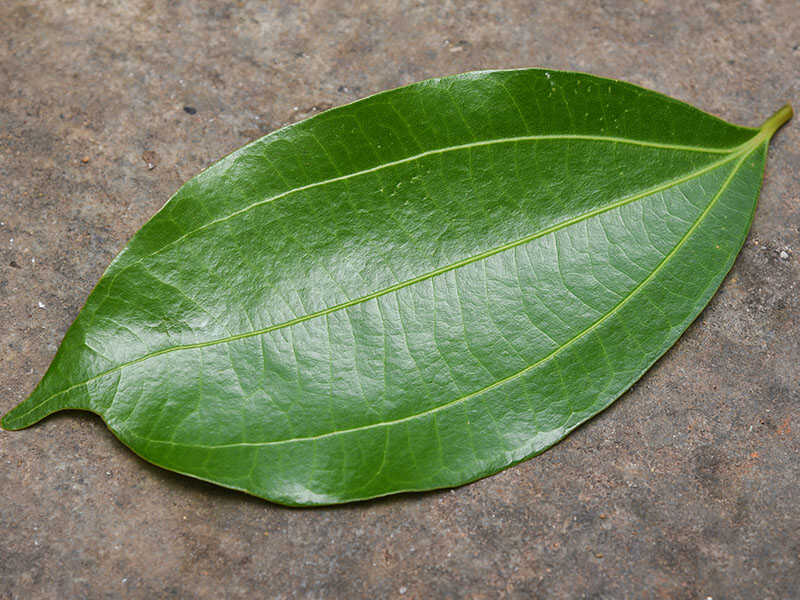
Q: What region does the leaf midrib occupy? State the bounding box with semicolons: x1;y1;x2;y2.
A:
7;133;759;426
119;146;755;449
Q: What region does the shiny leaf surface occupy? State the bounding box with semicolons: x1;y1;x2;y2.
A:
2;69;791;505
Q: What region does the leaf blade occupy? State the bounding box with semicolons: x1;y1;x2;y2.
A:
1;70;790;505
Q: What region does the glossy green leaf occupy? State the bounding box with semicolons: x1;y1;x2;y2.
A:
2;69;791;505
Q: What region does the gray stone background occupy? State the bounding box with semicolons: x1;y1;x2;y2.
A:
1;1;798;598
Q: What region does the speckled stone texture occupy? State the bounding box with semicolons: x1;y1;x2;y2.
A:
1;1;798;598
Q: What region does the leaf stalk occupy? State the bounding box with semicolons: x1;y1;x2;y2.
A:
759;104;793;140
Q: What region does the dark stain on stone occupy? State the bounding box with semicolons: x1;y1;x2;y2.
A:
141;149;158;170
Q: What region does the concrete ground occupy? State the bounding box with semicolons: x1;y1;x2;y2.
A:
1;1;798;598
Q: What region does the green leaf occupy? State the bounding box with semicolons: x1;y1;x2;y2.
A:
2;70;791;505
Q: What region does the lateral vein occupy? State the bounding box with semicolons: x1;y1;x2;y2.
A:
114;133;742;274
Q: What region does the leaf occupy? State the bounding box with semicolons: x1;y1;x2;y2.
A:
1;70;791;505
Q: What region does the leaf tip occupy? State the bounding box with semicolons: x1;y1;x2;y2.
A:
1;401;42;431
1;411;22;431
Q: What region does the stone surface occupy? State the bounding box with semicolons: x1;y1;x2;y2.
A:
1;1;797;598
